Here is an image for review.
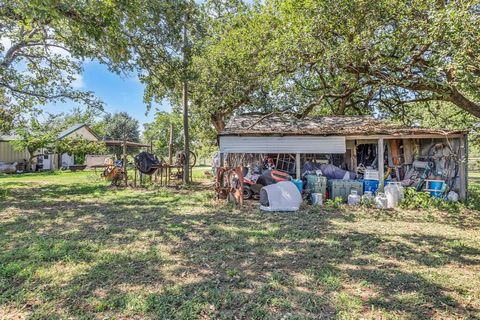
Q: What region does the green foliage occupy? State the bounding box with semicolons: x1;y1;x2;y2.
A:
101;112;140;157
360;195;374;208
102;112;140;142
185;0;480;130
400;187;465;213
50;107;105;136
143;112;183;160
324;197;344;209
57;138;107;165
10;119;58;160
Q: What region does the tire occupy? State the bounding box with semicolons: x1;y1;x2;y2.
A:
243;186;253;200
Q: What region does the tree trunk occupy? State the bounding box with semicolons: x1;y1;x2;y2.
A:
446;87;480;118
168;122;174;165
211;114;225;133
182;79;190;183
182;17;190;184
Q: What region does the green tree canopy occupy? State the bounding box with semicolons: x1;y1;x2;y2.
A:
0;1;131;131
179;0;480;133
10;118;58;168
100;112;140;157
143;111;183;161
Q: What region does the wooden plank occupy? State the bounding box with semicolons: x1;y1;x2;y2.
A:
402;139;414;164
459;134;467;200
378;138;385;192
220;153;224;167
295;153;301;179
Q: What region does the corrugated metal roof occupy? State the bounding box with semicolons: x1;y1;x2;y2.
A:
220;113;467;136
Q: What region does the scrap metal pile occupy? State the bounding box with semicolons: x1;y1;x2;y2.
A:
214;139;463;210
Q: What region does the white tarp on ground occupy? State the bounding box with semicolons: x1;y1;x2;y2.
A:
0;162;17;173
260;181;302;212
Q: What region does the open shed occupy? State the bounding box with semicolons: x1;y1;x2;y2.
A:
218;114;468;200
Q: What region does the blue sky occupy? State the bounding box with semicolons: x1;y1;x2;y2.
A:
43;60;172;126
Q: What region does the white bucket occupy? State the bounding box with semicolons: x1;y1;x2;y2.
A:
375;193;388;209
311;193;323;206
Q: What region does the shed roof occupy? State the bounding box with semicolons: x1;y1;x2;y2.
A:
220;113;467;137
57;123;99;140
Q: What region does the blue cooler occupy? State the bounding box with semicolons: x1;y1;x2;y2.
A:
363;179;379;193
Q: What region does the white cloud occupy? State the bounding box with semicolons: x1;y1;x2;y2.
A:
0;37;11;55
71;73;84;88
48;44;71;57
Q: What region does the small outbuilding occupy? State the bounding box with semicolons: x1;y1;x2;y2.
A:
218;113;468;200
0;123;100;171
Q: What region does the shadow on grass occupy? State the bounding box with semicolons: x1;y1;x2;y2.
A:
0;181;479;318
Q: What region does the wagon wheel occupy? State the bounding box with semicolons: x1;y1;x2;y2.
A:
176;151;197;167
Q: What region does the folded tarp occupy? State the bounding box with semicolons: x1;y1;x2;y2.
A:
302;162;356;180
260;181;302;212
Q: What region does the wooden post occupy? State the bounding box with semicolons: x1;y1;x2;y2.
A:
123;134;128;187
378;138;385;192
351;140;358;172
459;134;468;200
134;166;137;188
295;153;301;179
168;123;173;165
220;153;224;167
159;167;163;186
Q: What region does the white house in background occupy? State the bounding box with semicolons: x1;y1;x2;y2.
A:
0;123;100;170
49;123;100;170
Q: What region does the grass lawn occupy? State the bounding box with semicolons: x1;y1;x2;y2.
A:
1;170;480;319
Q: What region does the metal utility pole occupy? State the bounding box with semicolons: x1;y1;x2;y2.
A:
182;13;190;184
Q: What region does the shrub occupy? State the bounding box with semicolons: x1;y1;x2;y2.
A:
400;187;465;213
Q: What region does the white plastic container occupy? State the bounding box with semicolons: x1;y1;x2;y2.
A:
395;182;405;202
347;190;361;206
385;182;404;208
364;169;379;180
311;193;323;206
375;193;388;209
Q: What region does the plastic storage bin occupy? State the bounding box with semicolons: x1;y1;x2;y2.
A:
327;179;363;202
363;179;379;193
305;175;327;195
